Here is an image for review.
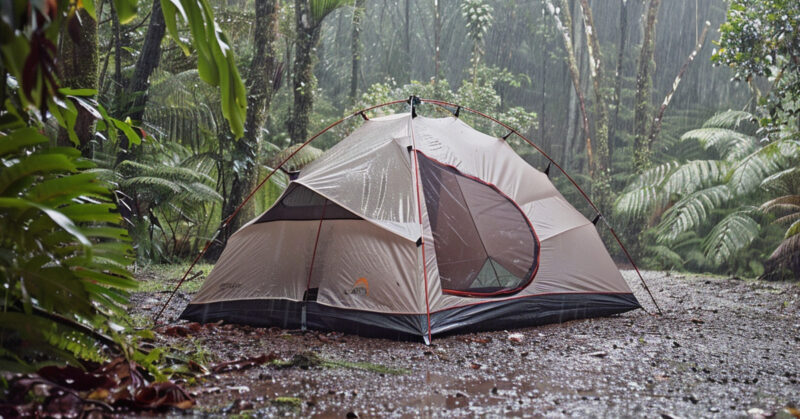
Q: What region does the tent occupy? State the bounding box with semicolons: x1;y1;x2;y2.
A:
180;109;641;342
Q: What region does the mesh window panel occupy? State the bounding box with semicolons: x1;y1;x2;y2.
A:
418;153;538;297
255;183;360;223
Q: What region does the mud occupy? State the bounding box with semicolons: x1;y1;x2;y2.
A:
130;270;800;417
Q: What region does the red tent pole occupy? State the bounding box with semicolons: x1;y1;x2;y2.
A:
152;99;408;325
420;98;663;315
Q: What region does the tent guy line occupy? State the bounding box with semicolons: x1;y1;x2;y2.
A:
153;97;662;327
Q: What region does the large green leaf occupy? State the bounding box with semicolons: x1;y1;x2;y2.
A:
656;185;732;242
0;197;90;246
160;0;246;138
703;211;760;265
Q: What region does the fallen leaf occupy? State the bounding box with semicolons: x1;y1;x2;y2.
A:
211;353;278;374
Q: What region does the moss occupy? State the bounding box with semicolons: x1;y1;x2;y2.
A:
272;351;408;375
272;396;302;411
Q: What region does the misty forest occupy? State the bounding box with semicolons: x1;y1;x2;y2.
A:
1;0;799;416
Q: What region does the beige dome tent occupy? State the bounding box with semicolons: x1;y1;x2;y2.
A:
180;102;641;342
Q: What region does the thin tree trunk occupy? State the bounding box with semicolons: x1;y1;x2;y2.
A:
405;0;411;82
577;0;609;177
209;0;281;260
350;0;365;103
124;0;166;123
287;0;321;143
110;0;122;99
647;21;710;148
609;0;628;167
633;0;661;171
56;9;98;157
577;0;612;213
548;0;592;173
433;0;441;86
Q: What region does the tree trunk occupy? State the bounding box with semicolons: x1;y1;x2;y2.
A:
609;0;628;167
404;0;411;82
647;21;710;148
287;0;322;144
633;0;661;171
350;0;365;103
57;9;98;157
433;0;441;86
548;0;592;174
124;0;166;123
209;0;281;260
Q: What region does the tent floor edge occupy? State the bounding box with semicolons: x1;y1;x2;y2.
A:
178;293;640;341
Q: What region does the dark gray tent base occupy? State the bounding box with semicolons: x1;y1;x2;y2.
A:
179;293;640;342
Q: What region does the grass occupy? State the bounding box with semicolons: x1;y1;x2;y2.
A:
134;262;215;293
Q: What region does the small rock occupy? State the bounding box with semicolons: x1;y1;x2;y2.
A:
588;351;608;358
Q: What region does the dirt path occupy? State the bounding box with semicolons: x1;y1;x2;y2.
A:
131;270;800;417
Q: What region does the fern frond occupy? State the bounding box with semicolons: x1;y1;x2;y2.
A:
702;211;760;265
662;160;730;196
625;161;681;189
647;245;684;269
701;110;754;130
681;127;758;161
763;234;800;280
310;0;353;24
614;186;666;218
727;141;787;193
656;185;732;242
120;176;182;195
760;167;800;194
269;144;324;172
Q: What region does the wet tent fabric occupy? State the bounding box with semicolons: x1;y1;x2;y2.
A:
181;113;640;341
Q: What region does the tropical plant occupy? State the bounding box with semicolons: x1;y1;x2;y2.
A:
615;110;800;277
1;0;247;370
0;126;137;369
356;63;537;150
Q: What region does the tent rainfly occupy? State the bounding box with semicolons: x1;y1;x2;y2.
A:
181;108;641;343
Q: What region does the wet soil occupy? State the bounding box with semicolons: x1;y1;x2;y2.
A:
130;270;800;417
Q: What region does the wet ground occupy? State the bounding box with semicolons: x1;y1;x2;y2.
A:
131;270;800;417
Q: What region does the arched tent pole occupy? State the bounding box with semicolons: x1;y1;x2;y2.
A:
419;98;663;315
152;99;409;325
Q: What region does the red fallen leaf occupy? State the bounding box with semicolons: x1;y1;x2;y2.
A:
469;363;482;370
463;336;492;344
211;353;278;374
159;325;194;337
134;381;194;409
94;358;147;403
37;365;114;391
43;389;85;418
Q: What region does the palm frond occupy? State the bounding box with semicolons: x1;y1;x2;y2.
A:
268;143;324;172
662;160;730;196
680;127;758;161
701;110;755;130
310;0;353;24
656;185;732;242
702;211;760;265
614;186;666;219
760;167;800;194
727;141;788;193
762;234;800;280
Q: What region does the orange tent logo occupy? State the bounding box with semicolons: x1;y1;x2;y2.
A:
348;277;369;296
